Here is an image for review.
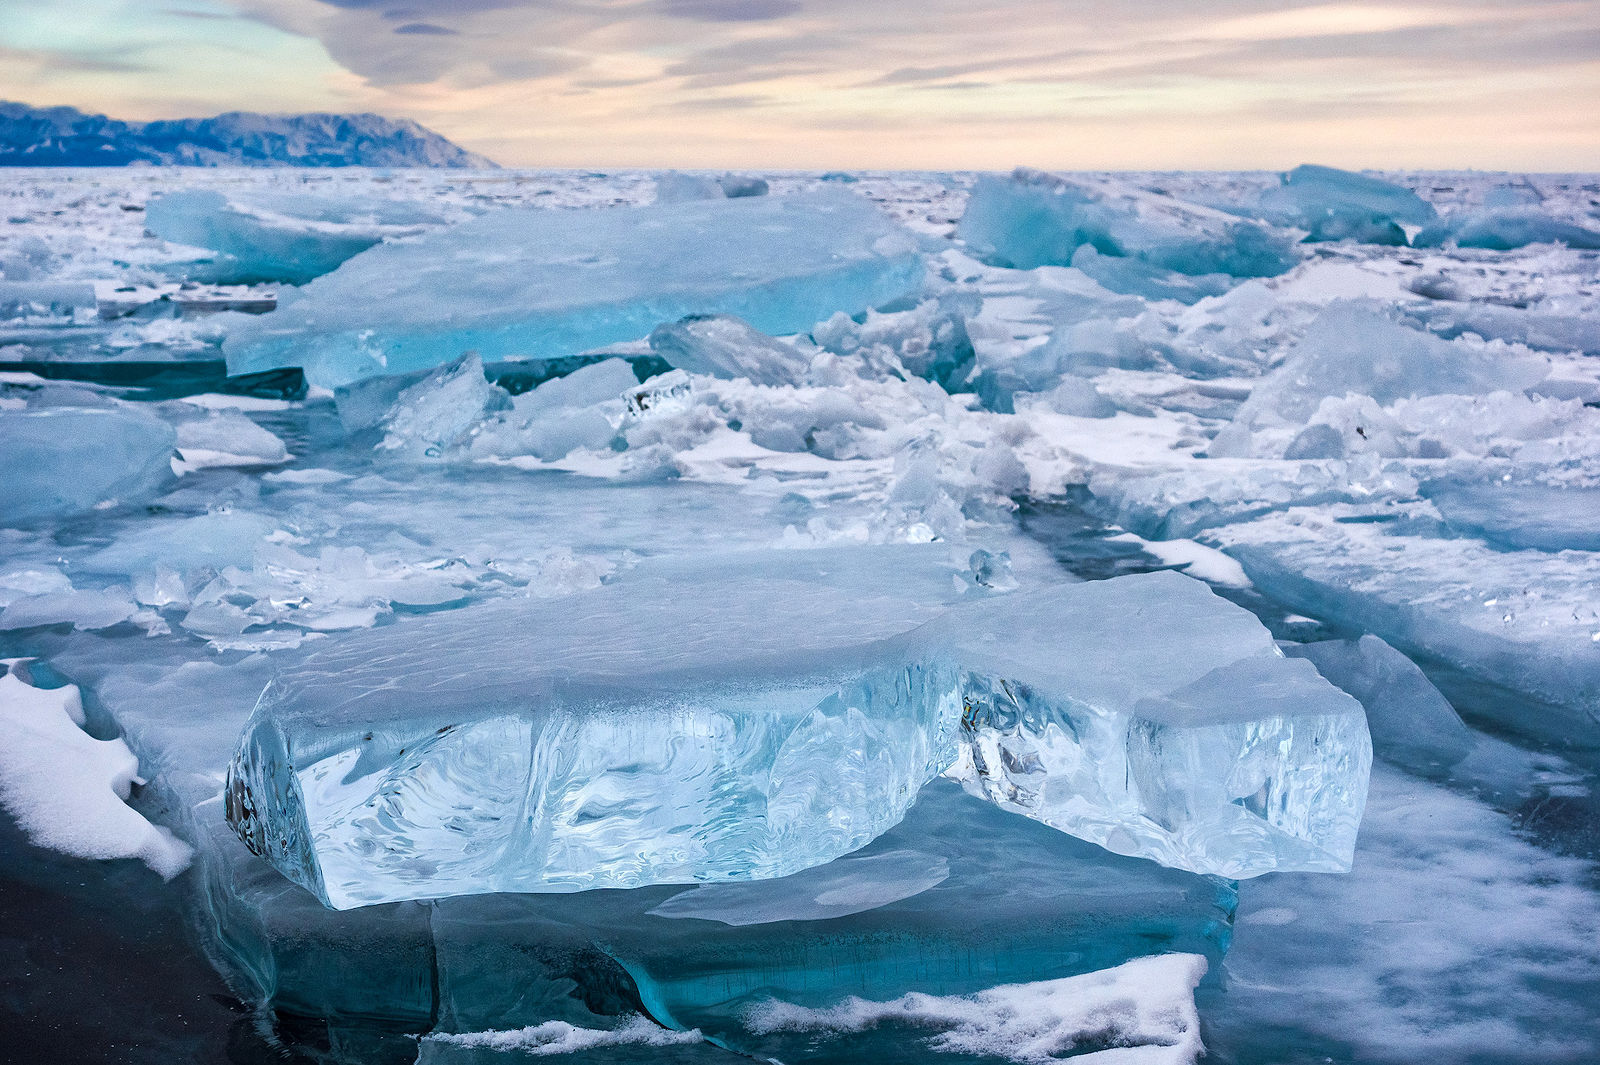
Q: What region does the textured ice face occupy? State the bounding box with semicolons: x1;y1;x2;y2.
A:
223;189;925;389
225;566;1369;909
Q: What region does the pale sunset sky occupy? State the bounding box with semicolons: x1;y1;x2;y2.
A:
1;0;1595;169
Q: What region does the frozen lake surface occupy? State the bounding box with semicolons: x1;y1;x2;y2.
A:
1;165;1598;1064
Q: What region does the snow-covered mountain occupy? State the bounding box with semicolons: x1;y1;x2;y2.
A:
0;102;498;168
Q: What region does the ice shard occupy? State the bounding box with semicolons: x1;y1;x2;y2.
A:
223;190;925;389
225;563;1369;909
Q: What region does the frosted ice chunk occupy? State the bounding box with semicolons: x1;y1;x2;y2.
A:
0;588;139;631
0;663;191;877
225;564;1367;908
959;168;1296;278
173;409;288;471
0;406;176;526
653;171;722;203
942;572;1370;878
1284;635;1473;771
467;357;635;461
1258;165;1435;245
648;314;811;386
717;174;769;198
224;190;925;389
1415;208;1600;251
146;189;444;285
1211;304;1548;457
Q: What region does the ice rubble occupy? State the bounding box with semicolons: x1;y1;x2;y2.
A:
146;189;446;285
223;189;925;389
223;564;1367;908
957;169;1297;281
0;661;191;877
1208;302;1549;459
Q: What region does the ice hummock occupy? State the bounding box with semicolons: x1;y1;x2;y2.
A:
224;563;1368;909
222;189;925;389
1257;164;1436;246
958;168;1297;279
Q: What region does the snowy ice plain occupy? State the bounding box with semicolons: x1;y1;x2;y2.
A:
0;165;1598;1064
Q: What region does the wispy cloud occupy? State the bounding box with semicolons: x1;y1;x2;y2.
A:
1;0;1596;168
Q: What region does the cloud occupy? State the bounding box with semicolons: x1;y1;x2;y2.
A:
660;0;801;21
393;21;457;33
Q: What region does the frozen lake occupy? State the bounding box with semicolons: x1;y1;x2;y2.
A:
1;165;1598;1064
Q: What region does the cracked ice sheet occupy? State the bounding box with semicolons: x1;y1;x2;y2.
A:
1209;762;1600;1065
1207;503;1600;739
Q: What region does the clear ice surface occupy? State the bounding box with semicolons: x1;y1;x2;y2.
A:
223;189;924;389
225;564;1368;908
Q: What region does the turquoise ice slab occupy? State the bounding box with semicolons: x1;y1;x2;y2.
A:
225;565;1371;909
222;189;925;389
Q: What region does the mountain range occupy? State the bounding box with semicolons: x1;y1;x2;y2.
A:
0;102;498;168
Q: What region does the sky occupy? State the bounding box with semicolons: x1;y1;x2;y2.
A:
1;0;1596;170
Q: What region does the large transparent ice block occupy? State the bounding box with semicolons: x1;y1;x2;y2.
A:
938;571;1372;879
225;565;960;909
226;564;1369;908
223;189;925;389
